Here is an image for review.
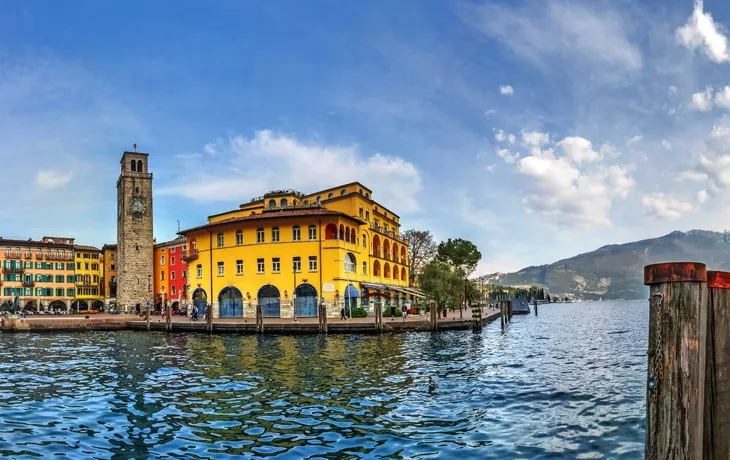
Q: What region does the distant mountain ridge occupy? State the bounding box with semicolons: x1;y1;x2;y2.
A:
479;230;730;300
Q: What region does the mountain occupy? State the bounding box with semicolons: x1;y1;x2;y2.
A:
479;230;730;300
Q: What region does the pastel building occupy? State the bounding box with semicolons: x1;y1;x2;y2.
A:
101;244;117;307
178;183;423;318
153;236;189;313
73;245;104;311
0;236;77;311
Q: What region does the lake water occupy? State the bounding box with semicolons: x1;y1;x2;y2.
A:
0;301;648;459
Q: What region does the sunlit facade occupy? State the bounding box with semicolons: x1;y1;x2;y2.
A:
179;183;422;318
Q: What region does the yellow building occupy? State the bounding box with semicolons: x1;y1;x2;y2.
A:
101;244;117;308
179;183;422;318
0;236;77;312
73;245;104;311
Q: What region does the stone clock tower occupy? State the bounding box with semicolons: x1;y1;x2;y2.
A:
116;151;154;313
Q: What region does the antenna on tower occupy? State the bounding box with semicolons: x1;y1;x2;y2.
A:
133;143;137;152
177;220;180;232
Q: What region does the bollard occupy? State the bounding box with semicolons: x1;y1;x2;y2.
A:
500;301;505;330
145;306;150;331
256;303;263;334
704;270;730;458
206;304;213;333
508;301;513;322
535;301;538;316
644;262;707;460
166;302;172;332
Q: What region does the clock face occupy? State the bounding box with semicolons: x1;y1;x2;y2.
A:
132;198;144;215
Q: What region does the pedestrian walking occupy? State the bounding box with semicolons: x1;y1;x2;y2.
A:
340;307;346;321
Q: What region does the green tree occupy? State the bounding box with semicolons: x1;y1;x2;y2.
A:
419;260;460;317
402;229;437;286
436;238;482;317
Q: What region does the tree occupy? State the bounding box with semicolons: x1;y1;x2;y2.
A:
436;238;482;317
436;238;481;277
419;260;460;317
402;229;437;286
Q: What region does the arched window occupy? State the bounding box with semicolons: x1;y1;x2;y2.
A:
161;256;165;265
345;226;351;243
401;246;407;264
293;199;298;206
303;199;309;205
373;235;381;256
350;228;356;243
339;224;344;240
344;253;356;273
281;198;288;208
384;240;391;260
384;263;391;278
359;188;363;195
373;260;381;276
393;265;399;280
401;267;407;281
340;189;346;196
328;193;334;199
268;199;276;209
137;160;143;172
359;206;363;218
131;160;137;172
325;223;338;240
393;243;399;262
171;285;176;296
365;193;370;199
365;210;370;221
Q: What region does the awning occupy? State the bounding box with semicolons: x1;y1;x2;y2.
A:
360;283;426;299
345;284;360;298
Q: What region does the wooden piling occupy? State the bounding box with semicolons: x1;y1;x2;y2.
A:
535;301;538;316
256;303;263;334
319;302;328;334
145;305;150;331
507;301;513;321
704;270;730;459
472;305;482;329
430;303;438;331
206;304;213;333
500;301;505;330
644;262;707;460
166;301;172;332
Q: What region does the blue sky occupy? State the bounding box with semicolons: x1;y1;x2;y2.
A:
3;0;730;274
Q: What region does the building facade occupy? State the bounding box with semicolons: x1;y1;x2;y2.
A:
153;236;188;313
179;183;421;318
0;236;77;311
73;245;103;311
101;244;117;307
116;151;154;313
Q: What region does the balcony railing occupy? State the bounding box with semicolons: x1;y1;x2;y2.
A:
370;223;408;243
22;280;35;287
75;281;99;287
24;253;32;260
5;253;21;260
2;267;24;274
45;254;73;261
182;249;199;261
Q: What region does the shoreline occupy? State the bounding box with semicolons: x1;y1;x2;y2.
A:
1;309;502;334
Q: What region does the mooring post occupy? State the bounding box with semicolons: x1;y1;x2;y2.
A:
508;301;513;322
166;300;172;332
535;301;538;316
644;262;707;460
704;270;730;458
500;301;505;330
256;303;263;334
206;304;213;333
145;305;150;331
321;303;328;333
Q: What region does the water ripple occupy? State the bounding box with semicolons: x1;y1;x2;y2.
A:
0;301;647;458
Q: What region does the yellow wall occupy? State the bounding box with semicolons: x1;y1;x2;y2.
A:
74;248;103;305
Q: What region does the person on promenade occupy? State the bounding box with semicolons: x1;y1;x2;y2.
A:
340;307;346;321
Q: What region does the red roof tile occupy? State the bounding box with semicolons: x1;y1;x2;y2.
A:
179;208;353;234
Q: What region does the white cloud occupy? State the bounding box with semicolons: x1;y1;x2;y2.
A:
484;109;497;117
600;143;621;159
715;86;730;109
203;143;217;155
521;130;549;147
557;136;602;164
661;140;672;150
35;170;72;190
495;129;516;144
159;130;423;212
677;169;709;181
486;164;497;173
462;0;642;82
690;88;715;111
499;85;514;95
512;132;633;227
496;148;520;164
677;0;730;63
698;189;709;203
626;134;644;145
669;86;678;95
641;193;695;220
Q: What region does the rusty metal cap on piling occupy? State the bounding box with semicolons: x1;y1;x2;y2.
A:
707;270;730;289
644;262;707;285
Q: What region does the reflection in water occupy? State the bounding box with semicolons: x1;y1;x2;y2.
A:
0;301;646;458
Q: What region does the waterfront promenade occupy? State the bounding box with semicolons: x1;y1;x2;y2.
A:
1;308;502;334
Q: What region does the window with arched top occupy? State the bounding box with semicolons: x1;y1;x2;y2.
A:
268;199;276;209
401;246;407;263
345;253;356;273
359;206;363;218
281;198;288;208
137;160;143;172
325;223;337;240
373;235;381;255
328;193;334;199
303;199;309;205
373;260;381;276
359;188;363;195
345;226;351;243
365;210;370;221
401;267;407;281
350;228;356;243
339;224;344;240
340;189;346;196
393;265;399;280
365;193;369;198
131;160;137;172
384;263;391;278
